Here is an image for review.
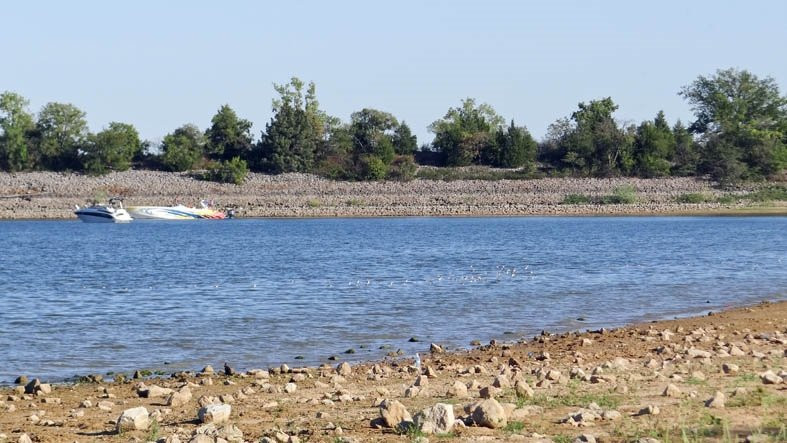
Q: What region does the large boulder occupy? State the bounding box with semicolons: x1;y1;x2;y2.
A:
470;398;507;429
447;380;468;398
760;370;783;385
198;403;232;424
167;387;193;407
705;391;725;408
514;380;534;398
662;384;682;398
687;348;712;359
116;406;151;432
24;379;51;395
379;399;412;429
217;424;244;443
413;403;454;435
139;384;174;398
336;362;352;376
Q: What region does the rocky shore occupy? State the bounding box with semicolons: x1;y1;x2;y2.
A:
1;170;783;220
0;301;785;442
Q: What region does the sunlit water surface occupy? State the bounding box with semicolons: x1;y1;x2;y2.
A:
0;216;785;383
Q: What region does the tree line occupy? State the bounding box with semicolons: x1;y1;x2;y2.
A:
1;68;785;185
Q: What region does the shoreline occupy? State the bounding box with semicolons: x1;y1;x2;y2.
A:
4;209;787;223
2;300;785;441
1;170;785;220
3;204;787;222
4;295;778;388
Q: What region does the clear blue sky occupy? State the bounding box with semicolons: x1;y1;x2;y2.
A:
2;0;786;145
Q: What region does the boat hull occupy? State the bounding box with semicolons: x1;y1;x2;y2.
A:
75;210;132;223
127;205;226;220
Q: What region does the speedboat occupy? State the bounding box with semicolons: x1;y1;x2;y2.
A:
74;198;133;223
127;200;227;220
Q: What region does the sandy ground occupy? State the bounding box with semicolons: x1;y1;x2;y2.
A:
1;301;785;443
1;170;785;219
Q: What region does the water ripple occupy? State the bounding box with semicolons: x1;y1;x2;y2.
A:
0;216;785;383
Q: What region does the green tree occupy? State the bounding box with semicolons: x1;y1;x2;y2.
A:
350;108;399;164
0;91;35;171
32;102;89;170
359;154;387;180
680;68;787;182
205;105;253;161
539;117;573;172
701;135;746;186
546;98;631;176
491;120;537;169
315;124;354;179
204;156;248;185
255;78;330;173
671;120;699;176
82;122;141;174
160;124;205;171
570;97;631;176
429;98;504;166
633;111;675;177
257;100;317;173
392;121;417;155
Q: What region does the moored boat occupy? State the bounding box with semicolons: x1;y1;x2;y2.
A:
127;200;227;220
74;198;133;223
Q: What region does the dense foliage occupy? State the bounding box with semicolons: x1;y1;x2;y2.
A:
680;68;787;184
160;124;205;172
540;97;632;176
82;122;141;174
205;105;254;162
1;68;785;184
200;157;249;185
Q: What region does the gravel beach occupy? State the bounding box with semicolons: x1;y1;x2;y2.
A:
1;301;785;442
0;170;779;220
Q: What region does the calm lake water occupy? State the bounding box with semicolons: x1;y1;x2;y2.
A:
0;216;785;383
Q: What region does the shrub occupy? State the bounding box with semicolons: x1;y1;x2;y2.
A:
746;185;787;202
315;155;354;180
598;185;637;204
716;194;737;204
202;157;248;185
562;194;591;204
360;155;387;181
675;193;711;203
387;155;417;181
613;184;637;203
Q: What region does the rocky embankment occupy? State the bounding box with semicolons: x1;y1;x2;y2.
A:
0;170;771;220
0;301;785;442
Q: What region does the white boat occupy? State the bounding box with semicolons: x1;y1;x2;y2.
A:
127;200;227;220
74;198;133;223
